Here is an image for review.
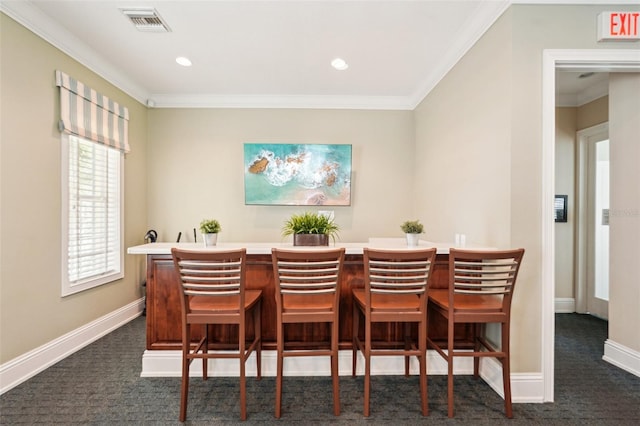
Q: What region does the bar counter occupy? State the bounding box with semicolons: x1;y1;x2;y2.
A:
127;239;453;256
127;240;473;357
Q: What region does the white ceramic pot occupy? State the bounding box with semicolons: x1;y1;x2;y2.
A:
203;233;218;247
406;233;420;247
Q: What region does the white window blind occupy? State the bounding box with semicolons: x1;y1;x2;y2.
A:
62;134;123;296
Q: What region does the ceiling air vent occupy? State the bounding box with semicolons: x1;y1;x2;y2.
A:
121;8;171;32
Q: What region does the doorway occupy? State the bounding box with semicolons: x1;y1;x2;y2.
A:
542;49;640;403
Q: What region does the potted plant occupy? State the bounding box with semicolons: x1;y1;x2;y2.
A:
199;219;221;247
282;212;340;246
400;220;424;247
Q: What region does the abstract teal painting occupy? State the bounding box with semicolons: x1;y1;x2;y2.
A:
244;143;352;205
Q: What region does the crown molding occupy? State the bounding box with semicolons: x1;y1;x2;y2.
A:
408;0;511;109
513;0;640;4
146;93;414;110
1;1;150;106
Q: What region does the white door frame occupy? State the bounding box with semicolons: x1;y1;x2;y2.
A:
541;49;640;402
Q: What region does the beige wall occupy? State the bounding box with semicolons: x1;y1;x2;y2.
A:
414;6;512;249
554;107;577;300
414;3;639;373
578;96;609;130
0;14;148;363
609;74;640;353
509;3;638;370
496;4;640;367
146;108;415;244
416;7;551;372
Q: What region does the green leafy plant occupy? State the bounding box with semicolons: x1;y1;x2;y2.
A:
199;219;221;234
400;220;424;234
282;212;340;242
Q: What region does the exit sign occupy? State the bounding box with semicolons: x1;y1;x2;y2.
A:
597;12;640;41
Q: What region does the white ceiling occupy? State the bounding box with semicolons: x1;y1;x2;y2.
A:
1;1;622;109
556;71;609;107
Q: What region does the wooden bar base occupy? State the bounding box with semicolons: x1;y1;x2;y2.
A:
144;253;472;351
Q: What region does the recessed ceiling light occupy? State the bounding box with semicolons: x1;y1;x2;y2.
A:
331;58;348;71
176;56;192;67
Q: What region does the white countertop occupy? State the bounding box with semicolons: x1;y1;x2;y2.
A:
127;238;454;255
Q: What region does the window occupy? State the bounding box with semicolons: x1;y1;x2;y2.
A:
61;134;123;296
56;70;129;296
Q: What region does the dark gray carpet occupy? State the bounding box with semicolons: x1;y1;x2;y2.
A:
1;314;639;424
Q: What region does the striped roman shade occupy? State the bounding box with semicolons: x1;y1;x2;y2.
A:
55;70;130;153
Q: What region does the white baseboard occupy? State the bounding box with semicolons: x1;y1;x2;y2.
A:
603;339;640;378
141;349;467;377
0;298;144;395
141;349;544;403
479;357;545;403
554;298;576;313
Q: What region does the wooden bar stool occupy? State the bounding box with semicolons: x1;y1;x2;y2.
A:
352;248;436;416
171;248;262;421
427;248;525;418
271;248;345;418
